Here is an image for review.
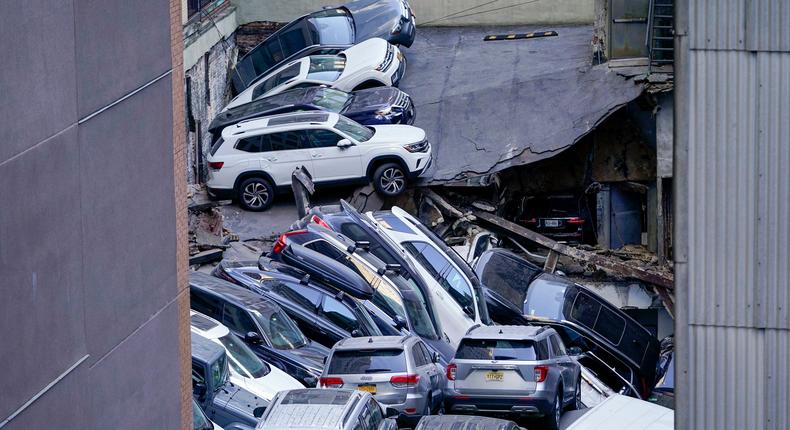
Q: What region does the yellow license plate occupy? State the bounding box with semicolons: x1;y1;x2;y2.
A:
358;384;377;394
397;52;403;61
486;371;504;382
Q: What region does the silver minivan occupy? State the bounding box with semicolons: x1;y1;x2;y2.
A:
444;325;581;430
320;335;446;425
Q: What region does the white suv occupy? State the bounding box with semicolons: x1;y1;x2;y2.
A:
223;38;406;111
206;112;431;211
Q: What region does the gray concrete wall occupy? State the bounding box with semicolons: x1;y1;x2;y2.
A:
0;1;187;428
233;0;594;26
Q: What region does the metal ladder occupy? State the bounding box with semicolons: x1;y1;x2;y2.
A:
647;0;675;72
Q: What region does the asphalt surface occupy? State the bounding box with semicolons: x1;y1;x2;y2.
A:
398;26;643;183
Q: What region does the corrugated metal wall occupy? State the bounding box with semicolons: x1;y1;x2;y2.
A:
676;0;790;429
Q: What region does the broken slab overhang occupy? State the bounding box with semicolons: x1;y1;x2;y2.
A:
399;26;645;184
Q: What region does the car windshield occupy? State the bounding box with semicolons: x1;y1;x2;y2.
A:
308;10;354;44
218;333;271;379
335;115;374;141
306;56;346;82
210;353;229;389
456;339;537;361
523;277;568;320
328;349;407;374
251;309;309;349
312;87;352;112
192;399;212;430
384;275;440;340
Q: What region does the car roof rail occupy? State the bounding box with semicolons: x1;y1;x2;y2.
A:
465;324;482;335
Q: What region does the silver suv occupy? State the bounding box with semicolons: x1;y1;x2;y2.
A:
444;325;581;430
320;335;446;425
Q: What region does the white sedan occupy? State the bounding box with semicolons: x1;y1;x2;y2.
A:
223;38;405;111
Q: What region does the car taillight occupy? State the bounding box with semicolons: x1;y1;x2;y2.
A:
534;365;548;382
208;161;224;170
567;217;585;225
446;363;457;381
390;374;420;387
310;215;332;230
319;377;344;388
524;218;537;224
271;230;307;254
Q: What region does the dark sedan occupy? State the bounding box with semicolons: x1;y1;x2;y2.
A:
232;0;415;92
208;86;414;143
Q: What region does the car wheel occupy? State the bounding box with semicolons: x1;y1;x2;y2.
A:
237;177;274;211
373;163;407;197
544;390;562;430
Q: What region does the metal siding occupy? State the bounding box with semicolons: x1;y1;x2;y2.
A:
746;0;790;51
764;329;789;430
688;49;758;328
756;52;790;330
689;0;747;50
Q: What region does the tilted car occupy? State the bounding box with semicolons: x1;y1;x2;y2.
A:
209;86;415;144
206;112;431;211
190;310;303;401
232;0;416;92
269;224;454;363
474;249;660;398
414;415;524;430
255;388;399;430
320;336;445;425
225;38;406;112
213;257;385;348
444;325;581;430
189;272;328;387
191;333;267;430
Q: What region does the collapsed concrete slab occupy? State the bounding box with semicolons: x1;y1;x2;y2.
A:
399;26;644;183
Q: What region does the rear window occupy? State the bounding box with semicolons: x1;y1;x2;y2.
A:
328;349;406;374
209;138;224;156
456;339;541;361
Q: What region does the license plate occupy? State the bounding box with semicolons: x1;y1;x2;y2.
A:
397;51;404;61
485;371;504;382
357;384;377;394
544;219;560;227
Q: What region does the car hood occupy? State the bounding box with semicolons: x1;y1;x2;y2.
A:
289;340;329;371
343;87;403;114
339;38;390;76
213;383;268;425
367;124;425;145
345;0;404;42
236;366;303;401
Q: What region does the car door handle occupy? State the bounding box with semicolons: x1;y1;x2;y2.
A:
267;157;278;162
311;153;322;158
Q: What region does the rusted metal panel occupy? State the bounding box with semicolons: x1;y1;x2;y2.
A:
609;0;650;59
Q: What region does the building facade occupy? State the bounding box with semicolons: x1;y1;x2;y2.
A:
0;1;190;428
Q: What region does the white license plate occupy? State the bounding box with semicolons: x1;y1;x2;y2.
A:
544;219;560;227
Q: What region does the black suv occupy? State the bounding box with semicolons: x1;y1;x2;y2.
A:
232;0;416;92
189;272;327;386
213;255;384;349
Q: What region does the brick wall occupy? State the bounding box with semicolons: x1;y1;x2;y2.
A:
170;0;191;428
235;21;285;57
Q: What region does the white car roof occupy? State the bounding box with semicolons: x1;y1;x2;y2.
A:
189;310;230;340
221;111;339;139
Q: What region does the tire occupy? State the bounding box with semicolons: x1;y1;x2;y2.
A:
372;163;407;197
237;177;274;211
543;389;562;430
423;394;432;417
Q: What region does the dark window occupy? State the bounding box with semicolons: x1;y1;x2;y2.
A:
187;0;212;19
266;131;306;151
279;23;310;58
328;349;407;374
549;335;565;357
305;129;342;148
416;342;433;366
192;360;206;386
222;303;258;335
536;339;550;360
411;345;425;367
593;307;626;345
479;252;541;308
571;293;601;329
209;137;224;156
275;283;322;310
404;242;474;312
250;38;285;80
366;399;384;429
251;63;301;100
235;136;261;153
456;339;537;361
204;53;211;105
340;223;398;265
320;296;359;333
190;289;222;320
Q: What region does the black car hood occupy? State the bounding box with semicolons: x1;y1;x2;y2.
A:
288;340;330;368
212;383;268;427
345;0;404;41
343;87;402;114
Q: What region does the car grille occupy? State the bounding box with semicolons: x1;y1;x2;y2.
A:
393;92;410;108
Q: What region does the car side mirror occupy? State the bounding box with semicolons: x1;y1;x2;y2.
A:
393;315;407;330
253;406;267;418
432;352;440;363
351;329;363;337
245;331;263;345
355;240;370;250
193;382;207;400
384;407;400;419
337;139;354;148
567;346;583;356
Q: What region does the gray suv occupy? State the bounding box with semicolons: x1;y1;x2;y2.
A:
444;325;581;430
320;335;446;425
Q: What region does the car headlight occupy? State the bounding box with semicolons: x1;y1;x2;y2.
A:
375;106;393;117
376;45;395;71
391;21;403;35
404;140;429;153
